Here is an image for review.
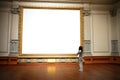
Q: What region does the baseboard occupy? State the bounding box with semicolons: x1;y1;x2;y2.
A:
0;57;17;64
83;56;120;64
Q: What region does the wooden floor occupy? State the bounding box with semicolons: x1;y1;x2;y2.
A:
0;63;120;80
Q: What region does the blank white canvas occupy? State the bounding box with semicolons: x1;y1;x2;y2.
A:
22;8;80;54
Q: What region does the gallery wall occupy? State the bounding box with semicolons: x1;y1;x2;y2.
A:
0;1;120;57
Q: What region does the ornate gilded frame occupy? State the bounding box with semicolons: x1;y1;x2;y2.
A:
18;6;84;58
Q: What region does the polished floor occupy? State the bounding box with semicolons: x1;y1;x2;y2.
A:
0;63;120;80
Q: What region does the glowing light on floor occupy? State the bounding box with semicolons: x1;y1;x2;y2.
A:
47;66;56;74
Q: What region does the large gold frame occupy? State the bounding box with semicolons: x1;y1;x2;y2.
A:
19;6;84;58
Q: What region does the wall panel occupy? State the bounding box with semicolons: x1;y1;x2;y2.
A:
91;13;110;54
0;11;9;54
117;9;120;55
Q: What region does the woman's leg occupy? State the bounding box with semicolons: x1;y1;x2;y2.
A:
79;57;83;71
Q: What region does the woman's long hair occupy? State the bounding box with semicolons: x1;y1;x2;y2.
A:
79;46;83;52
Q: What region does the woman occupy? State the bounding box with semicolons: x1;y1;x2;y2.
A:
77;46;83;71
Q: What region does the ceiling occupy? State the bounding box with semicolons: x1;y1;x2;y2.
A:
1;0;120;4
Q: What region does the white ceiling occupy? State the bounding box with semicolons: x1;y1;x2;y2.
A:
16;0;119;4
1;0;120;4
89;0;119;4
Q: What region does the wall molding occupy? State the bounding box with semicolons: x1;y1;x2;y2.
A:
91;11;110;54
0;11;11;55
